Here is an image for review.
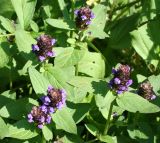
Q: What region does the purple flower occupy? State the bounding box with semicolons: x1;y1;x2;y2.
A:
39;56;46;62
32;35;56;62
32;44;39;51
109;64;133;94
137;80;156;101
27;106;52;129
75;7;95;29
41;86;67;110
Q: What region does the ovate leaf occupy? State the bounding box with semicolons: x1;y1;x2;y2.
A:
52;108;77;134
8;119;38;140
116;92;160;113
0;117;9;139
29;67;49;95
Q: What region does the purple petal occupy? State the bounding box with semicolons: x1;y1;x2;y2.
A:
46;115;51;124
40;105;47;113
48;107;54;113
86;20;91;25
81;15;87;20
56;102;64;110
32;44;39;51
47;51;54;57
151;95;156;100
41;96;51;105
91;12;95;19
112;68;117;74
51;39;56;46
114;78;121;85
38;124;43;129
39;56;46;62
48;85;53;92
117;90;123;94
126;79;133;86
74;10;79;15
28;118;34;123
39;116;45;123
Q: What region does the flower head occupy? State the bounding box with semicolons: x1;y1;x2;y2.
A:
75;7;95;29
41;85;67;110
109;64;133;94
32;35;56;62
27;106;52;129
137;81;156;100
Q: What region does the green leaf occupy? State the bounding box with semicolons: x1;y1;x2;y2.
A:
8;119;38;140
148;74;160;95
23;0;37;29
30;20;39;32
68;76;107;94
84;4;108;39
0;90;16;108
29;67;49;95
46;19;75;30
108;14;139;49
78;51;105;78
54;47;86;67
0;98;28;120
0;42;10;68
0;117;9;139
11;0;24;28
52;108;77;134
116;92;160;113
127;123;153;140
85;124;99;137
42;126;53;141
0;0;14;19
43;64;75;101
15;28;36;60
131;21;160;68
59;134;83;143
71;103;91;124
99;135;117;143
57;0;70;21
95;91;121;120
11;0;37;29
0;16;15;33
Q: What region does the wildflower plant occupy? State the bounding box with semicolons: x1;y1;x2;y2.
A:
0;0;160;143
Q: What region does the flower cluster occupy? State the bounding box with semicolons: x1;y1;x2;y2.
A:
32;35;56;62
74;7;95;29
41;85;67;110
27;85;66;129
109;64;133;94
27;106;52;129
137;81;156;100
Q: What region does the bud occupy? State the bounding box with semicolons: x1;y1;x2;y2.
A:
27;106;52;129
32;35;56;62
41;85;67;110
137;81;156;100
74;7;95;30
109;64;133;94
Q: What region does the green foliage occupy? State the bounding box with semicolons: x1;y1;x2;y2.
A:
0;0;160;142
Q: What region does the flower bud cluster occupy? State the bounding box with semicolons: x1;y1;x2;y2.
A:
109;64;133;94
32;35;56;62
137;81;156;100
74;7;95;29
28;85;66;129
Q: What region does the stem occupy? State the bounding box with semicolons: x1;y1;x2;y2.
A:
85;138;98;143
75;64;79;76
0;33;15;37
70;0;75;38
103;102;114;135
86;39;106;62
41;134;46;143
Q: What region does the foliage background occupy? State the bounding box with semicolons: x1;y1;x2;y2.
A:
0;0;160;142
